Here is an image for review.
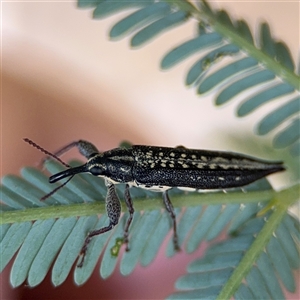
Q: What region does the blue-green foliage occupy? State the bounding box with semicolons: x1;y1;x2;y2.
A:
0;1;299;298
76;0;299;157
1;159;299;299
168;213;300;299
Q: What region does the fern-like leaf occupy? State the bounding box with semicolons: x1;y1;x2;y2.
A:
77;0;300;156
1;158;299;296
1;1;299;298
168;213;300;299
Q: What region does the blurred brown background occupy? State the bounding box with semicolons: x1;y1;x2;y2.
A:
1;0;299;299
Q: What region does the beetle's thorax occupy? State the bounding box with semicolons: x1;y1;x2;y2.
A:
87;148;135;183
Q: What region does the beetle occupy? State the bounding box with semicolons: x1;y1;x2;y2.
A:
25;139;285;267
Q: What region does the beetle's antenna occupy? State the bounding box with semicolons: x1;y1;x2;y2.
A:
24;138;75;200
40;175;74;201
24;138;70;168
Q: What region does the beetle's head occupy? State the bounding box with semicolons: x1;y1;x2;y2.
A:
49;155;107;183
85;155;107;177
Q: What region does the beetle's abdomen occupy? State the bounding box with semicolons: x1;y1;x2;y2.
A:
133;167;284;189
132;146;285;189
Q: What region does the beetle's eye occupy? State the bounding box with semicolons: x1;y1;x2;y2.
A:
89;166;104;176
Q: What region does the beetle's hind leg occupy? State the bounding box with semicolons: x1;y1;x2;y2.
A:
162;191;180;251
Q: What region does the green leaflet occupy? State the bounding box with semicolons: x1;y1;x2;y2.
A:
186;44;240;85
273;117;300;149
131;11;189;47
161;33;223;69
110;2;171;39
215;69;276;105
257;96;300;135
197;57;258;93
93;1;149;19
237;83;295;116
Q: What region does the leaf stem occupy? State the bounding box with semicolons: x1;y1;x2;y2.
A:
217;182;299;298
217;202;287;299
1;184;298;225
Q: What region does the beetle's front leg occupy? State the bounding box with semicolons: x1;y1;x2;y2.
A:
162;191;180;251
123;184;134;251
77;179;121;267
54;140;100;159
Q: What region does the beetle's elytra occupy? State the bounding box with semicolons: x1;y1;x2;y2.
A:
26;139;285;267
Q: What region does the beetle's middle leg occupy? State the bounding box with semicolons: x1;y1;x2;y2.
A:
162;191;180;251
123;184;134;251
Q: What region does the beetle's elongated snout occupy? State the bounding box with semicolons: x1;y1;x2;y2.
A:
49;165;88;183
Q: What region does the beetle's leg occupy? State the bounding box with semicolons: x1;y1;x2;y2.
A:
123;184;134;251
77;179;121;267
53;140;100;159
162;191;180;251
40;140;100;166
